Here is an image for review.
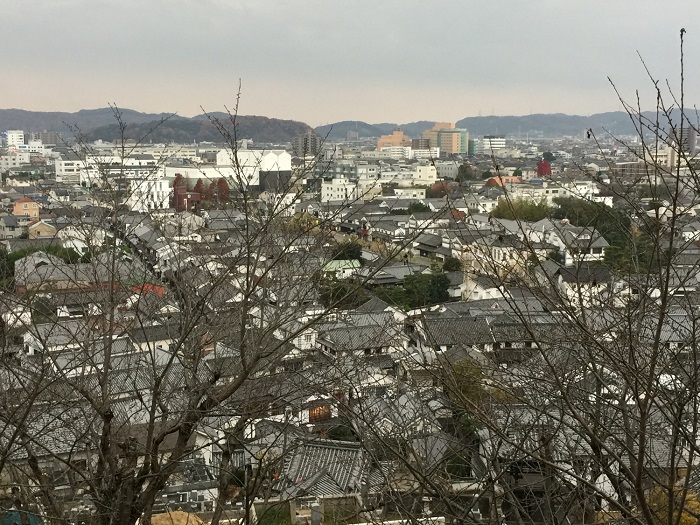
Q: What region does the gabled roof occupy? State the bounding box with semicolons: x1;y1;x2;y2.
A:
355;297;391;313
422;316;493;347
276;439;365;498
557;266;611;284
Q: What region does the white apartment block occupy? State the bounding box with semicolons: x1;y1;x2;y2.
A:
481;135;506;153
26;141;47;154
362;147;440;161
412;148;440;160
435;161;459;179
55;155;84;184
393;188;427;199
0;151;31;170
356;163;380;179
5;130;24;148
412;164;438;186
125;177;172;212
378;169;414;186
321;176;358;203
356;176;383;200
56;153;162;185
379;147;412;160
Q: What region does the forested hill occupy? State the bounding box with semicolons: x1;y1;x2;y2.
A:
86;115;312;144
0;108;312;144
315;111;687;139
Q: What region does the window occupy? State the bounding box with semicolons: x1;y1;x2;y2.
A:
309;405;331;422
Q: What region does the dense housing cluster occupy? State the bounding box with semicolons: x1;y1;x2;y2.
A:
1;111;700;525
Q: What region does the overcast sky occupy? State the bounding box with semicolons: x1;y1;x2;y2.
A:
5;0;700;126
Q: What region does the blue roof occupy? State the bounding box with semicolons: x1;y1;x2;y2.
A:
3;511;42;525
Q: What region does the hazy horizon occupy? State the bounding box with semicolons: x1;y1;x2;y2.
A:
5;1;700;127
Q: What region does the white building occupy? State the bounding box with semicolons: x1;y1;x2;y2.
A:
0;151;31;170
215;149;291;189
5;130;24;148
504;178;605;206
125;176;172;212
55;154;84;184
481;135;506;153
412;164;438;186
57;221;110;255
321;175;357;203
412;147;440;160
435;160;459;179
379;146;412;160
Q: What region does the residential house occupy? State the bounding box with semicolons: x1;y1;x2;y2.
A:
322;259;362;280
315;311;409;358
28;219;57;239
12;196;39;217
355;263;428;287
555;266;612;309
370;219;406;245
529;219;608;267
0;214;20;240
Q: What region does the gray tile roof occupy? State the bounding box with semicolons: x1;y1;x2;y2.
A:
277;439;365;498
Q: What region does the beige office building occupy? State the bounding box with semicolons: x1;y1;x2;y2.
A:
377;130;411;149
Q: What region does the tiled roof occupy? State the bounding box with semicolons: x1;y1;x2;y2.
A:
277;439;365;498
422;317;493;347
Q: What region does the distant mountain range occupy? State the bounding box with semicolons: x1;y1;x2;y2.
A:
0;107;687;144
315;111;687;140
0;108;312;144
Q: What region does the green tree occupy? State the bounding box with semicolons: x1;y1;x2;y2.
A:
319;279;368;309
332;241;362;261
637;182;672;201
550;196;657;270
407;202;430;214
404;272;450;308
457;164;480;182
542;151;555;162
492;197;552;221
442;256;462;272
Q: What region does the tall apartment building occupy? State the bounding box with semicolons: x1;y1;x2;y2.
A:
468;138;480;155
376;130;411;149
28;131;62;146
672;126;696;155
412;138;430;149
421;123;468;155
293;130;323;157
5;130;25;148
437;128;468;155
422;122;452;148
